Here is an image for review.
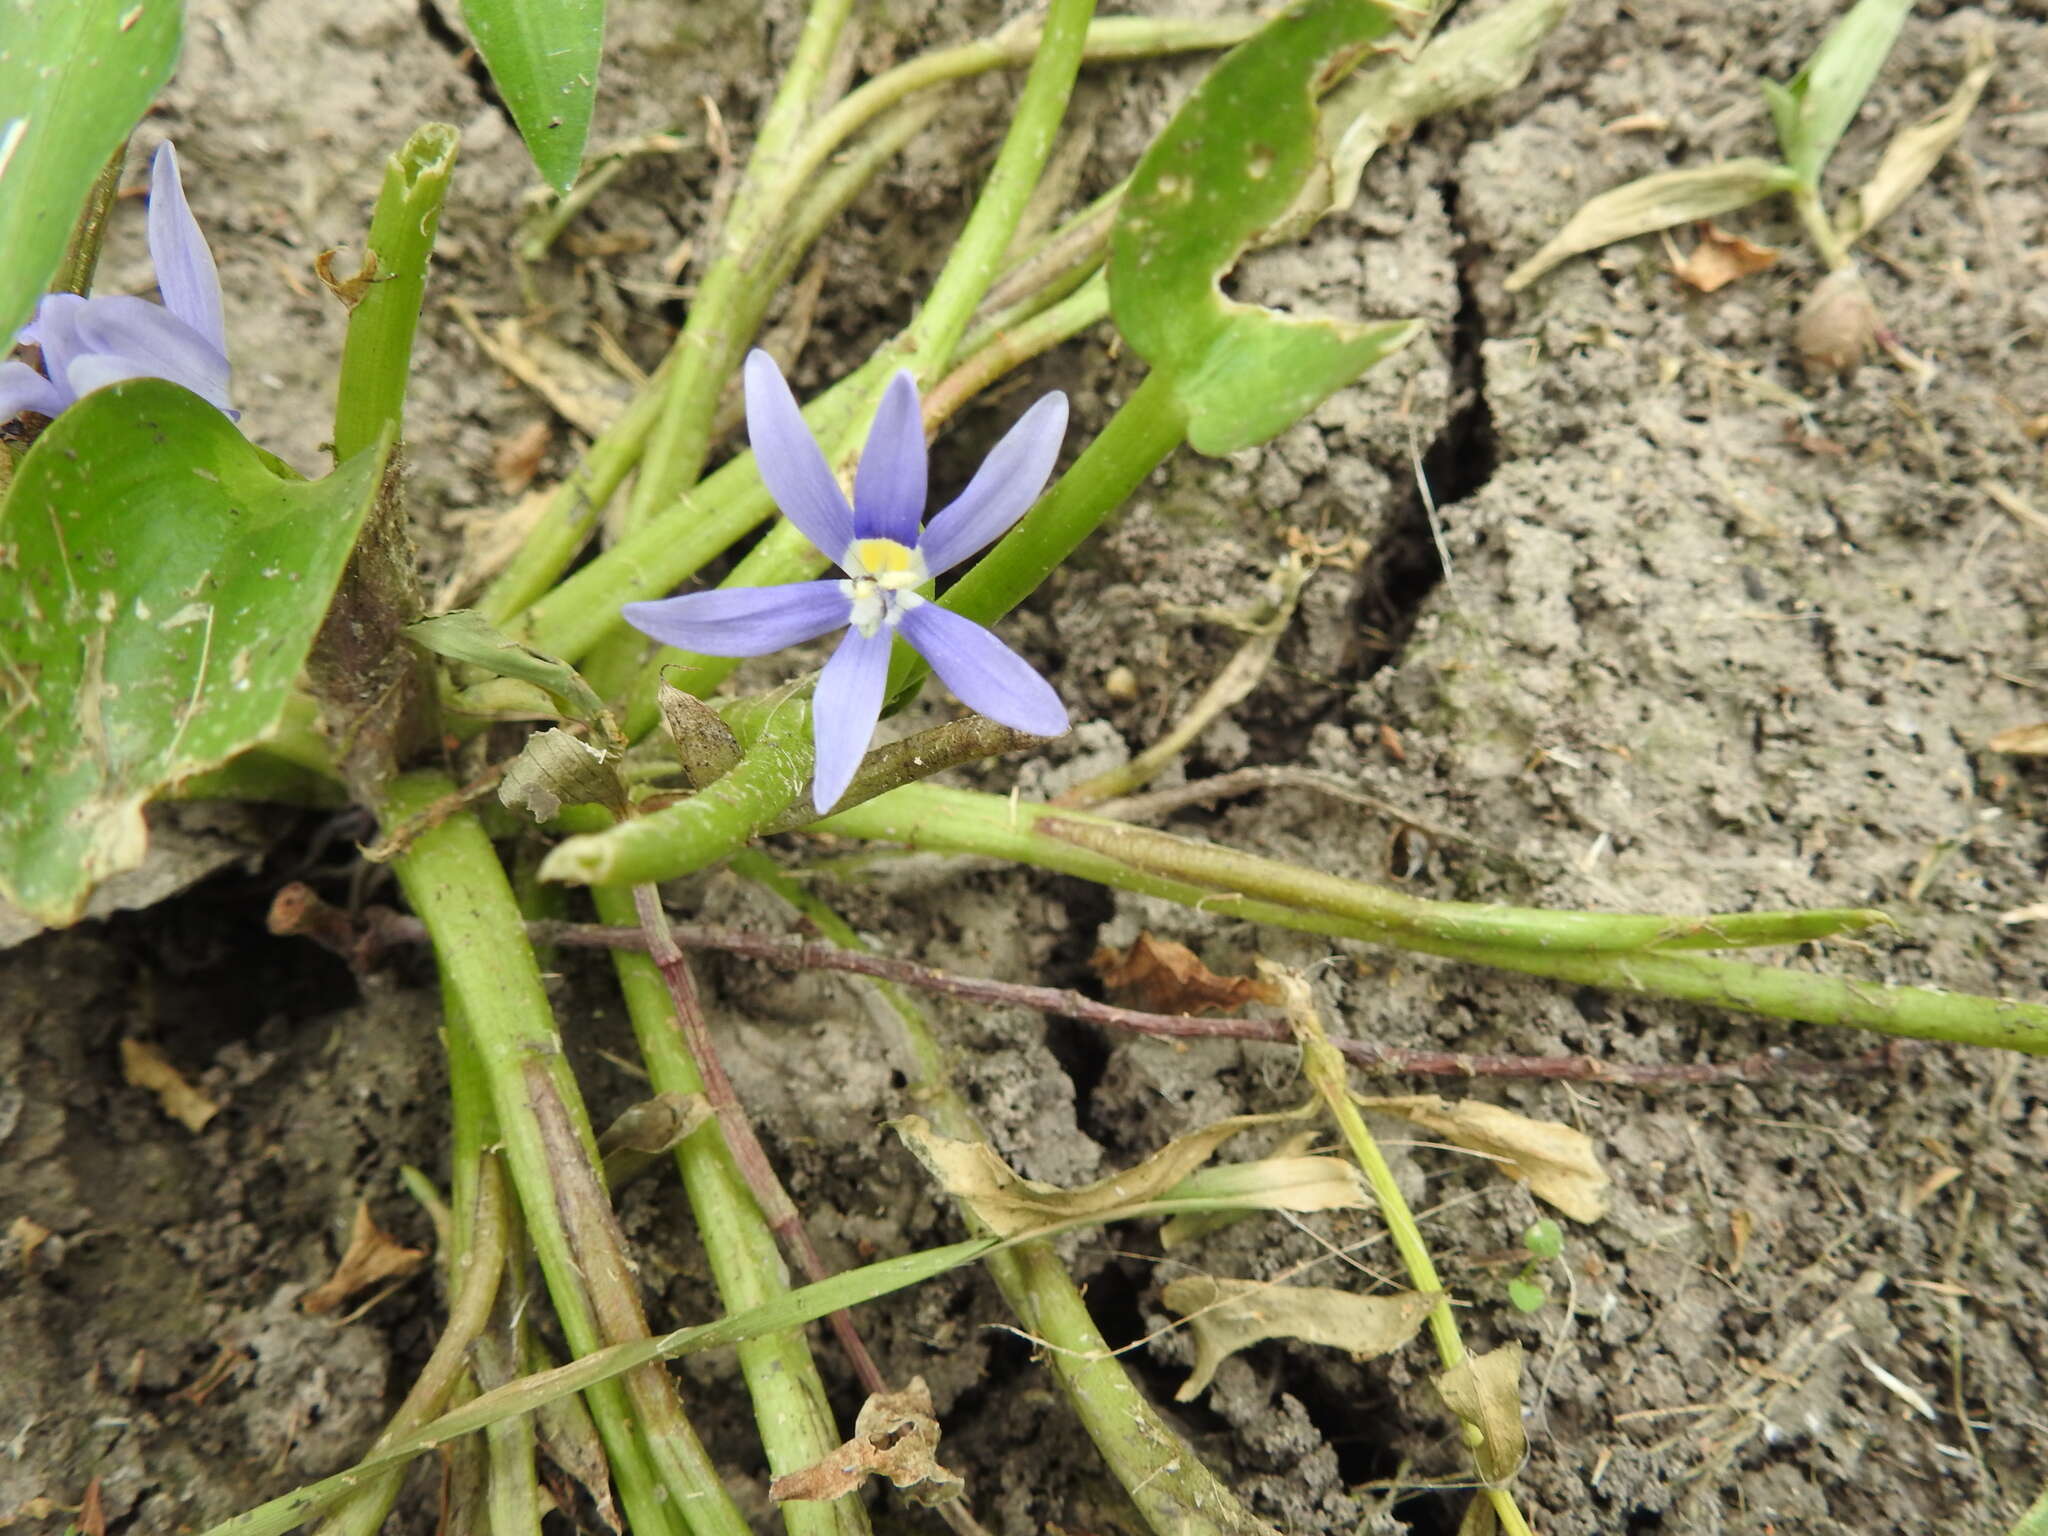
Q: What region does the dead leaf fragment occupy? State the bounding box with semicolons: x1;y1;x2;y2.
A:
492;418;553;495
1669;222;1779;293
1092;933;1281;1015
119;1038;220;1133
78;1478;107;1536
1435;1343;1526;1483
301;1201;428;1314
770;1378;962;1506
893;1109;1330;1239
1988;722;2048;756
1839;33;1995;245
1161;1275;1439;1401
1356;1094;1611;1221
9;1214;53;1270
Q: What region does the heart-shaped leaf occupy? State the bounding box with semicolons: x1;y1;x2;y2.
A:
1109;0;1425;455
0;381;390;923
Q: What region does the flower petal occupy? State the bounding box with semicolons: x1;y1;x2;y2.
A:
744;349;855;568
19;292;88;406
623;580;850;657
898;603;1067;738
852;369;926;545
148;144;228;353
68;295;234;414
811;626;892;812
916;391;1068;575
0;360;64;423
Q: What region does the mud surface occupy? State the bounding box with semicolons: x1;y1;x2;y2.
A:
6;0;2047;1532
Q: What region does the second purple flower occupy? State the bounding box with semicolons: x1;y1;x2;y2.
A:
624;350;1071;813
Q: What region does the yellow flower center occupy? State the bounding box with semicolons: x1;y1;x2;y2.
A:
854;538;917;577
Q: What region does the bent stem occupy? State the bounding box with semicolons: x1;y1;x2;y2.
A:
735;853;1280;1536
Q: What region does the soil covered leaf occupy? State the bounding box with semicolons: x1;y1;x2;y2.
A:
0;381;389;924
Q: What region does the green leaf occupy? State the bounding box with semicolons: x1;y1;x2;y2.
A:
1764;0;1913;185
1108;0;1425;455
406;608;621;748
461;0;604;193
0;0;183;342
1505;1277;1547;1313
0;382;390;924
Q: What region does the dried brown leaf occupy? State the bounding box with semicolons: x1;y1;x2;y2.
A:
1504;158;1791;291
770;1378;962;1506
119;1038;220;1133
1669;222;1780;293
301;1201;427;1314
492;419;553;495
1161;1276;1438;1400
1435;1343;1526;1483
1989;722;2048;756
1839;33;1995;245
893;1110;1308;1239
78;1478;106;1536
1357;1094;1611;1221
1092;932;1281;1015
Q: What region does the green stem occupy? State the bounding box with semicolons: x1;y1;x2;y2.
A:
628;0;856;531
196;1237;1003;1536
332;125;460;463
56;142;125;296
1789;181;1852;271
813;784;2048;1055
590;882;867;1536
902;0;1098;369
1288;996;1532;1536
737;854;1278;1536
383;775;746;1536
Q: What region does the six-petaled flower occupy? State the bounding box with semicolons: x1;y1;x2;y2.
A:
0;143;236;427
624;350;1070;813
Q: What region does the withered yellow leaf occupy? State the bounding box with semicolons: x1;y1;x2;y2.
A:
302;1201;428;1314
1357;1094;1610;1221
119;1038;220;1134
1162;1276;1439;1401
893;1110;1337;1239
1092;932;1281;1015
1436;1344;1526;1483
770;1377;962;1506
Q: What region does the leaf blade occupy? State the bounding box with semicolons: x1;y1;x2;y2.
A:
460;0;605;193
0;381;390;923
0;0;183;341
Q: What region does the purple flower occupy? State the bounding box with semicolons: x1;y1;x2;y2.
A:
625;350;1070;812
0;143;235;427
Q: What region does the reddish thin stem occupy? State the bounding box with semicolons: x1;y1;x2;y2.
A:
627;882;888;1397
269;883;1910;1087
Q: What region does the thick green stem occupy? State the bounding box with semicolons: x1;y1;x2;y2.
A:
814;785;2048;1055
629;0;856;530
383;775;747;1536
333;125;459;463
591;882;868;1536
738;855;1278;1536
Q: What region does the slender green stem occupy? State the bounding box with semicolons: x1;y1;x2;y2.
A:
903;0;1097;368
383;775;746;1536
737;855;1279;1536
1789;181;1852;270
591;882;868;1536
56;142;125;296
1287;992;1532;1536
196;1238;1003;1536
332;125;460;463
629;0;856;531
813;784;2048;1054
313;1154;512;1536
